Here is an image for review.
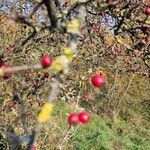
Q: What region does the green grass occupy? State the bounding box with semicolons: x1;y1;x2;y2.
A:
35;101;150;150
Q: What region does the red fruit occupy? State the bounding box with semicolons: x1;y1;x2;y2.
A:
68;112;79;126
145;8;150;15
78;111;90;124
41;55;52;68
91;73;106;87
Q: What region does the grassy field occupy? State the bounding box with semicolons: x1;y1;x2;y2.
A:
0;72;149;150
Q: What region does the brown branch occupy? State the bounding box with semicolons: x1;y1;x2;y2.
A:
43;0;57;26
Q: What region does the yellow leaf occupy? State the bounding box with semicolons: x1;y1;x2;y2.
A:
63;47;74;61
37;103;54;123
51;56;70;73
67;19;80;34
52;57;63;72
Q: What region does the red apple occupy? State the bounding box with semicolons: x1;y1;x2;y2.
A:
78;111;90;124
91;72;106;87
68;112;79;126
41;55;52;68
